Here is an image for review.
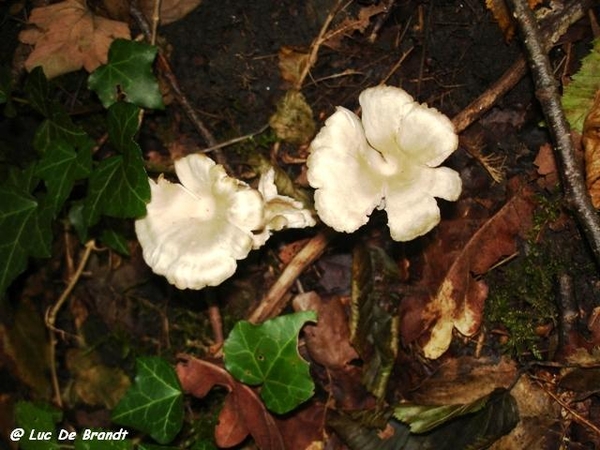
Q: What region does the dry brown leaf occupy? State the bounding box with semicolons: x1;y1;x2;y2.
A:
139;0;203;25
420;188;537;359
175;355;285;450
583;90;600;208
324;4;387;50
18;0;130;79
292;292;358;369
277;46;310;87
486;0;543;42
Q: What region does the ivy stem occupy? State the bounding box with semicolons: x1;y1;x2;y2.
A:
45;240;95;408
507;0;600;266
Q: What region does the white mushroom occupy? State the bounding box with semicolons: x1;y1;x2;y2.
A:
307;85;462;241
135;154;264;290
252;167;316;248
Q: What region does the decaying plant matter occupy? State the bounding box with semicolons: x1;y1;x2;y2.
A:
583;91;600;208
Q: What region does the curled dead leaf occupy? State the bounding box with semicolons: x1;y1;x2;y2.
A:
292;292;358;369
583;90;600;208
18;0;130;79
420;189;537;359
139;0;203;25
175;355;285;450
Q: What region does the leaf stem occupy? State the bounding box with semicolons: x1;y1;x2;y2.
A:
507;0;600;266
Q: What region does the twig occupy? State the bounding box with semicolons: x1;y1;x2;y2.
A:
452;0;592;133
45;240;96;407
295;0;348;90
129;2;227;167
367;0;397;43
248;230;334;324
199;124;269;153
538;380;600;437
508;0;600;266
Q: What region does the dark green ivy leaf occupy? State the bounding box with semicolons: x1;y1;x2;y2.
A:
0;188;53;296
83;102;150;227
14;401;62;450
223;311;317;414
35;139;92;215
112;357;183;445
88;39;164;110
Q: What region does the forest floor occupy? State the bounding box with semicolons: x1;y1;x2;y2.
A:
2;0;600;449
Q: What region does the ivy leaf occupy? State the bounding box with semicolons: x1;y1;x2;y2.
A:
83;102;150;227
223;311;317;414
88;39;164;109
35;139;92;215
112;356;184;445
14;401;62;450
0;188;52;296
24;67;95;155
74;437;133;450
100;228;130;256
563;37;600;133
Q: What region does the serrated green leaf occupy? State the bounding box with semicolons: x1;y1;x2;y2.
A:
83;102;150;226
35;139;92;215
0;188;53;296
223;311;317;414
350;244;401;399
112;357;183;445
563;37;600;133
88;39;164;109
14;401;62;450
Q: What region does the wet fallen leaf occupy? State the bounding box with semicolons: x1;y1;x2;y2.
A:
176;355;285;450
583;90;600;208
0;297;52;399
277;46;310;87
293;292;358;369
65;348;130;409
18;0;130;79
419;188;537;359
139;0;203;25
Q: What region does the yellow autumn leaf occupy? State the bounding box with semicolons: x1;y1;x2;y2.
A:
583;90;600;209
19;0;130;79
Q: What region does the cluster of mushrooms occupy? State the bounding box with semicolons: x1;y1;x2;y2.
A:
135;86;462;290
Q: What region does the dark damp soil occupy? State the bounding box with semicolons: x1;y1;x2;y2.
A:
2;0;600;448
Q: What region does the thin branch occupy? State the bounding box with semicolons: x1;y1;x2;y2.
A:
248;230;334;324
46;240;95;408
452;0;592;133
130;2;227;167
507;0;600;266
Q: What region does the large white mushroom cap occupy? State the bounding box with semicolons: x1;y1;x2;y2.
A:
135;154;264;290
307;85;462;241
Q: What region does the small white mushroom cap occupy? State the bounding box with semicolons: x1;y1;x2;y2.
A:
307;85;462;241
252;167;316;248
135;154;264;290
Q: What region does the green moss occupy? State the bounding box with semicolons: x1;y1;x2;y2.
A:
485;195;563;359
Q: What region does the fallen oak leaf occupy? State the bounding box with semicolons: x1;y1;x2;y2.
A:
420;188;537;359
175;355;285;450
18;0;130;79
